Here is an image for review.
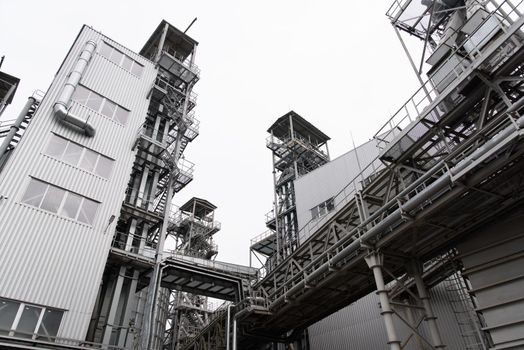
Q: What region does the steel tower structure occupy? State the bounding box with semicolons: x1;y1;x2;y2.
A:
165;197;222;349
88;21;201;350
265;111;330;262
191;1;524;349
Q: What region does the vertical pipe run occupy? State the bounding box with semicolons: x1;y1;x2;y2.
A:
232;317;237;350
271;130;281;264
226;304;232;350
365;253;401;350
0;96;36;160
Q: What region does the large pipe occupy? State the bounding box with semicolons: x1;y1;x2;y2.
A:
0;96;36;158
270;112;524;310
53;40;96;137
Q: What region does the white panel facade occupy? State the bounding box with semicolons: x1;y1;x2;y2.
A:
308;282;468;350
0;25;156;340
294;139;379;243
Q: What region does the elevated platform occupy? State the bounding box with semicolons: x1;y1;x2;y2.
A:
158;254;257;302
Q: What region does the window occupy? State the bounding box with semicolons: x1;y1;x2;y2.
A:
45;134;114;179
99;41;144;77
22;178;100;225
72;85;130;125
311;198;335;220
0;298;64;341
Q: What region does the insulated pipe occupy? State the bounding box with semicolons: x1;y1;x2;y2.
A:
232;317;238;350
53;40;96;137
0;96;35;158
270;113;524;310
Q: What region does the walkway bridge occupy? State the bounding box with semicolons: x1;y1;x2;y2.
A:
186;2;524;349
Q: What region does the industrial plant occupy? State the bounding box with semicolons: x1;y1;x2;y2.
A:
1;1;524;349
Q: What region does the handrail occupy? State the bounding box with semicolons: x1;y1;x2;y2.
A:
376;0;523;151
160;50;201;76
255;0;524;284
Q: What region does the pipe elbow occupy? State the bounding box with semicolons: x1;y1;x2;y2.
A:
53;102;96;137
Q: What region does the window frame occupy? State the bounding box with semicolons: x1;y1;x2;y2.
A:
99;41;144;78
311;197;335;220
21;178;100;226
0;298;64;341
72;85;130;126
44;133;114;179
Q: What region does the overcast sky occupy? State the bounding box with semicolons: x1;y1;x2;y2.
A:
0;1;424;266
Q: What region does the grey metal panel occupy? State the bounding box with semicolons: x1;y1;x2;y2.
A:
458;210;524;349
294;139;379;242
0;25;156;340
309;282;467;350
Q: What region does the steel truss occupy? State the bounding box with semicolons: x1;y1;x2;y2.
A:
186;3;524;349
164;198;222;350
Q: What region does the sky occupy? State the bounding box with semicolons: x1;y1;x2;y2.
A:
0;0;424;266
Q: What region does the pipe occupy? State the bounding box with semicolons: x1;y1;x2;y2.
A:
232;317;237;350
53;40;96;137
270;112;524;310
226;304;233;350
365;253;401;350
0;96;36;158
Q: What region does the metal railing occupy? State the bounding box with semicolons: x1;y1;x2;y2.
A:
160;50;201;78
258;107;522;302
0;331;128;350
376;0;524;152
169;210;222;233
165;252;258;277
250;229;276;247
111;231;157;259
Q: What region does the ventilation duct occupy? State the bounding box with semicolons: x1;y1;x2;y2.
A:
53;40;97;137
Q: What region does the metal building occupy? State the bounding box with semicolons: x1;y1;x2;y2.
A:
0;19;210;350
2;0;524;349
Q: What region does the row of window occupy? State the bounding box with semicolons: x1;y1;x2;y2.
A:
72;85;129;125
0;298;63;341
311;198;335;220
99;41;144;77
45;134;114;179
22;178;99;225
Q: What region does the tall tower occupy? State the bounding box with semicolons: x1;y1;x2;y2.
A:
89;21;201;350
0;20;201;350
165;197;221;349
266;111;330;261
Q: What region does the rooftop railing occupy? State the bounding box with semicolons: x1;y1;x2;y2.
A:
375;0;523;153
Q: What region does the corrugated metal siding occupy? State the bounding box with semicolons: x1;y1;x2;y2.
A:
458;210;524;349
0;25;156;340
294;140;379;243
308;282;467;350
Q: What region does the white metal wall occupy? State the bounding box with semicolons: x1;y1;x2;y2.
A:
294;140;379;242
294;140;468;349
0;25;156;340
458;210;524;349
308;282;468;350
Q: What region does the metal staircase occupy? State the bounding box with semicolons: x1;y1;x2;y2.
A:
0;91;43;170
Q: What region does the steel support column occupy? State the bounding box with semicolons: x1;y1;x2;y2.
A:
409;260;446;349
365;252;401;350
